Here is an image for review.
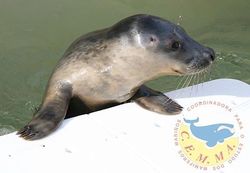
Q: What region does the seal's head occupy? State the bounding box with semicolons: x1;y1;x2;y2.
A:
108;14;215;76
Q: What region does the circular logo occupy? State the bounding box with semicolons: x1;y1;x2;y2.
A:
174;100;244;171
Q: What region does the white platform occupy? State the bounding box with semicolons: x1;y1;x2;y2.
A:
0;79;249;173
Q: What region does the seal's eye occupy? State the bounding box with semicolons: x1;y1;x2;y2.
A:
171;41;181;51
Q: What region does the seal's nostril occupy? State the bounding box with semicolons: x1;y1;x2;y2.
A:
210;54;215;61
203;47;215;61
209;48;215;61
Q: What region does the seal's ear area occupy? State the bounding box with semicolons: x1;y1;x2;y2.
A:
138;34;160;48
149;35;158;43
147;35;160;47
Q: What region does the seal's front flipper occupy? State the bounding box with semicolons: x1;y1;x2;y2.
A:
17;82;72;140
132;85;183;115
135;95;183;115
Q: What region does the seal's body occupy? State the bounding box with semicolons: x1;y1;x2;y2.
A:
18;14;215;140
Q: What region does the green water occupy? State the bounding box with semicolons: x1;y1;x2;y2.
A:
0;0;249;135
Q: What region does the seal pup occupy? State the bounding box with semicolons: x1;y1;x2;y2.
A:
17;14;215;140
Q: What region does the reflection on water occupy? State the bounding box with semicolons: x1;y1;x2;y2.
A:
0;0;249;134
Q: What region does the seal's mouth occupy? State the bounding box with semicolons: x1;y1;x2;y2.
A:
171;68;184;75
171;60;213;77
172;62;213;90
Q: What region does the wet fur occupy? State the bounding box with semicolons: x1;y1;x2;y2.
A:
18;14;215;140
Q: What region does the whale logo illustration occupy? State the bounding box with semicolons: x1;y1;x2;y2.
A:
183;118;235;147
